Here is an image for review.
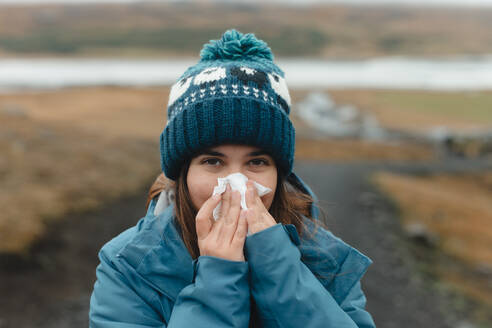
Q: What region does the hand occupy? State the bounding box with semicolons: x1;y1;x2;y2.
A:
195;184;248;262
245;180;277;235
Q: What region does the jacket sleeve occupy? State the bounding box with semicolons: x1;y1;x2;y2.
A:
340;281;376;328
244;223;375;328
168;255;251;327
90;247;251;328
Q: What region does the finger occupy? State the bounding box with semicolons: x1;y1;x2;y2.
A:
247;181;266;217
218;190;241;244
195;194;221;240
245;206;259;232
245;181;255;209
245;182;261;227
210;185;231;240
232;209;248;245
226;190;242;225
219;184;232;221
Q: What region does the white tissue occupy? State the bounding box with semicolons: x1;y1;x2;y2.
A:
212;172;272;221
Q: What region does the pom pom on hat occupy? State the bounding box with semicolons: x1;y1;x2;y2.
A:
199;29;274;61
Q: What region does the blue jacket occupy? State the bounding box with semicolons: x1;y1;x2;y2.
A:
89;172;375;327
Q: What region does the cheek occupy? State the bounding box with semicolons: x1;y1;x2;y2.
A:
186;167;216;211
261;192;275;211
254;171;277;210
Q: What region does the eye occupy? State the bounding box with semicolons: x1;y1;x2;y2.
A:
249;158;269;166
201;158;222;166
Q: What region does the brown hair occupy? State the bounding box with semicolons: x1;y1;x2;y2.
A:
145;159;327;260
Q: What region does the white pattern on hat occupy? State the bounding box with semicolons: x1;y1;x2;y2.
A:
240;67;257;75
267;73;291;106
193;67;227;85
168;76;192;107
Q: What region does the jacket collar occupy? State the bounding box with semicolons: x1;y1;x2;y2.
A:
119;171;372;304
119;202;194;302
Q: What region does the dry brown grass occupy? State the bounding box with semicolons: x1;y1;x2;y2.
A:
0;86;169;253
0;86;168;139
370;171;492;306
0;113;160;254
0;86;441;254
295;138;434;162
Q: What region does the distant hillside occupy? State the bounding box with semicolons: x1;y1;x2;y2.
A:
0;2;491;58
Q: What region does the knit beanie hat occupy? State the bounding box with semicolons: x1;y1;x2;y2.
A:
160;29;295;180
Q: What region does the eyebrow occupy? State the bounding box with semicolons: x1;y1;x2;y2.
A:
196;149;270;157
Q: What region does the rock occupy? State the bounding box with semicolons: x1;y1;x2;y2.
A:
295;91;387;140
428;125;450;143
358;191;380;208
337;105;358;122
362;115;387;141
474;262;492;278
455;321;476;328
403;222;439;248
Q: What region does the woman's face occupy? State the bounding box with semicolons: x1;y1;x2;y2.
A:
187;144;278;212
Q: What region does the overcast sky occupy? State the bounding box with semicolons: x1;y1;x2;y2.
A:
0;0;492;7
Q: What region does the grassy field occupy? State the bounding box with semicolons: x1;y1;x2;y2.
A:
2;86;491;254
0;3;491;58
370;171;492;322
0;86;449;254
294;138;433;162
326;89;492;133
0;87;165;253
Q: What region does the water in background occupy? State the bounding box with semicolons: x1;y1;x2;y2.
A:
1;56;492;91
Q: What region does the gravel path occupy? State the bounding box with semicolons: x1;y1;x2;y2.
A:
1;159;490;328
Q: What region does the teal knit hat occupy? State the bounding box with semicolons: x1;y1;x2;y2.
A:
160;29;295;180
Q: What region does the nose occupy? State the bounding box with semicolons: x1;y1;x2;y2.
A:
226;167;243;176
224;166;249;179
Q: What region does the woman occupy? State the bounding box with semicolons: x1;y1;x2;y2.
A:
89;29;376;328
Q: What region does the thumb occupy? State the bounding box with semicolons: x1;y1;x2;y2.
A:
196;194;220;240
